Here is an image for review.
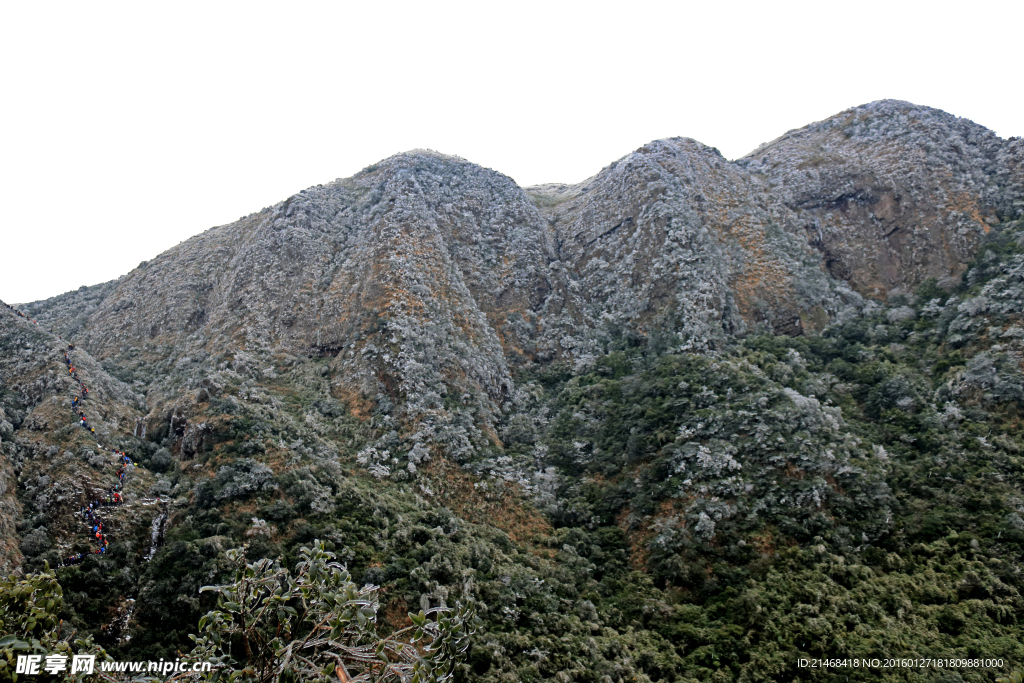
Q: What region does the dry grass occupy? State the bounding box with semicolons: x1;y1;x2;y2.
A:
422;458;552;546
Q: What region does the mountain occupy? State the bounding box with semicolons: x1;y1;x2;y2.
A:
20;103;1022;477
5;101;1024;680
741;100;1024;296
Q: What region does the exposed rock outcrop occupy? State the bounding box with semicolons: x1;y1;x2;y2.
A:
741;100;1024;296
18;100;1022;460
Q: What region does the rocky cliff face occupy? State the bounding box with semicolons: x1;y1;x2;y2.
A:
17;100;1022;469
527;137;848;352
740;100;1024;296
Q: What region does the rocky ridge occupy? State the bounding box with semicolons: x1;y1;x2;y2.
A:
4;102;1024;679
16;100;1024;478
741;99;1024;295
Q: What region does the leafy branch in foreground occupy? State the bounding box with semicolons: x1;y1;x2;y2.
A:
0;565;109;683
186;541;478;683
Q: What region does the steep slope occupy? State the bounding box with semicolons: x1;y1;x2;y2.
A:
0;302;153;573
5;103;1024;680
741;99;1024;297
23;153;551;457
21;146;857;468
17;101;1021;471
528;137;850;354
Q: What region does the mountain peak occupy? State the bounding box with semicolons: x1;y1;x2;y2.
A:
17;101;1023;468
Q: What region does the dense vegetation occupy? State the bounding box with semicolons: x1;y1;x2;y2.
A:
10;222;1024;682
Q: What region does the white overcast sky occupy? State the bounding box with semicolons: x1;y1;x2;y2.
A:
1;1;1021;304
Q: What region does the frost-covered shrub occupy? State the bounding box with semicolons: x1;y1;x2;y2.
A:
20;527;50;557
244;517;277;538
356;445;392;479
544;352;890;562
214;459;278;501
151;478;172;496
887;306;916;323
866;374;923;417
149;447;172;473
951;350;1024;407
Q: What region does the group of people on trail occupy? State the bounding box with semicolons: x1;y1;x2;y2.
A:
60;466;130;565
3;301;32;322
85;503;111;549
57;345;138;568
63;346;93;431
2;300;58;336
3;300;155;570
62;552;87;566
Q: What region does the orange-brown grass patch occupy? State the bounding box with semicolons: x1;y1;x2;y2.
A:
948;190;992;234
618;496;698;571
479;423;504;451
720;213;793;321
332;383;375;420
748;528;776;557
617;505;652;571
825;474;846;496
221;499;261;519
784;462;806;480
422;458;552;547
259;444;293;476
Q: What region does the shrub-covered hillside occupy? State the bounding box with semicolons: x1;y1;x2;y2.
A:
8;223;1022;682
5;98;1024;681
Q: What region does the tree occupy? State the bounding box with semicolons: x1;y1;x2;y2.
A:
187;541;478;683
0;565;107;683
